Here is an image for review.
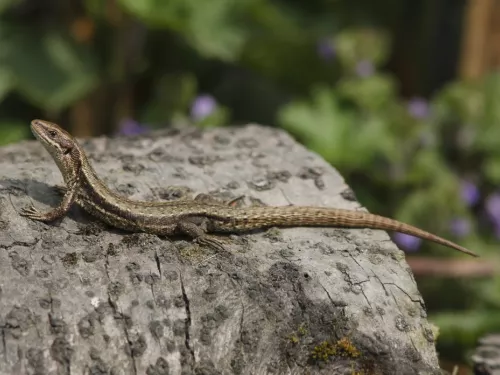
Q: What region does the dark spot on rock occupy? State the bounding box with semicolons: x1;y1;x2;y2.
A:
226;181;240;190
78;222;103;236
78;313;97;338
200;326;212;345
130;273;143;284
156;186;193;201
202;286;217;301
266;170;292;183
9;252;31;276
144;273;160;285
26;348;46;374
5;306;33;337
61;252;78;267
148;148;184;163
341;187;358;202
164;270;178;281
107;243;119;256
173;295;184;308
156;295;171;310
149;321;164;339
297;166;324;179
188;154;221;166
213;135;231;145
172;319;185;336
235;137;258;148
50;337;73;365
49;313;68;335
82;249;99;263
125;262;141;272
166;339;176;352
108;281;125;298
146;357;169;375
123;162;145;175
35;269;50;278
422;327;434;343
130;334;147;357
247;176;275;191
314;177;325;190
38;297;50;309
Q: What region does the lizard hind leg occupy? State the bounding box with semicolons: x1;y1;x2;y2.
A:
176;220;226;251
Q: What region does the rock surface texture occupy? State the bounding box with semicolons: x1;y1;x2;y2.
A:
0;124;441;374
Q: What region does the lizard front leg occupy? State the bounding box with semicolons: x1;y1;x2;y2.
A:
20;177;80;222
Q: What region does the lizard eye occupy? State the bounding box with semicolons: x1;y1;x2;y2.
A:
48;130;57;138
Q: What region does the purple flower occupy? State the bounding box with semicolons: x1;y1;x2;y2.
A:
393;233;422;252
449;218;471;238
118;118;148;136
317;39;336;61
460;180;480;206
355;60;374;77
190;94;217;121
407;97;430;119
485;193;500;224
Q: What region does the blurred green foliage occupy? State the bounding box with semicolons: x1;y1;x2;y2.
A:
0;0;498;367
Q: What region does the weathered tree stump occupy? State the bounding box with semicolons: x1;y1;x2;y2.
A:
0;124;442;374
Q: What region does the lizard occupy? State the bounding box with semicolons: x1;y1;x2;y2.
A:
19;119;479;257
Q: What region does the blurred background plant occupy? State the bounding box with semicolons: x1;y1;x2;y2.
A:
0;0;499;371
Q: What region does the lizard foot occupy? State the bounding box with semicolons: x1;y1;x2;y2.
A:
195;236;226;251
20;205;48;221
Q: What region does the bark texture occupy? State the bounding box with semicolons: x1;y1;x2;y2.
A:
0;124;442;374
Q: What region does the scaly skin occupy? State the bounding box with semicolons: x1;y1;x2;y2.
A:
20;119;478;257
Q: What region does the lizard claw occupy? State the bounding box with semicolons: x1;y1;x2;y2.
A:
54;185;67;195
20;205;45;221
195;236;226;251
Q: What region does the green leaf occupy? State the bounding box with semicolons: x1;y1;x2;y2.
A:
3;29;98;112
335;28;391;70
118;0;251;61
279;85;398;169
338;73;398;111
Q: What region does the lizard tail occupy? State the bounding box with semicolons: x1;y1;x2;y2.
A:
223;206;478;257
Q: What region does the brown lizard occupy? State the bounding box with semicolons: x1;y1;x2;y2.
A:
19;119;478;257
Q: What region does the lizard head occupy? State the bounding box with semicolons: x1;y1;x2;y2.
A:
30;119;81;178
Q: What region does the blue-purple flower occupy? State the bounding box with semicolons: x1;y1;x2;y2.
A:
118;118;148;136
449;218;471;238
316;39;336;61
407;97;430;119
460;180;480;206
190;94;217;121
355;60;374;78
393;233;422;252
485;193;500;224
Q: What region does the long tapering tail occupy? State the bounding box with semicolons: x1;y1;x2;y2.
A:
215;206;478;257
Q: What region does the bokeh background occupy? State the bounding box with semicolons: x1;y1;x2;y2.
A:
1;1;499;372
